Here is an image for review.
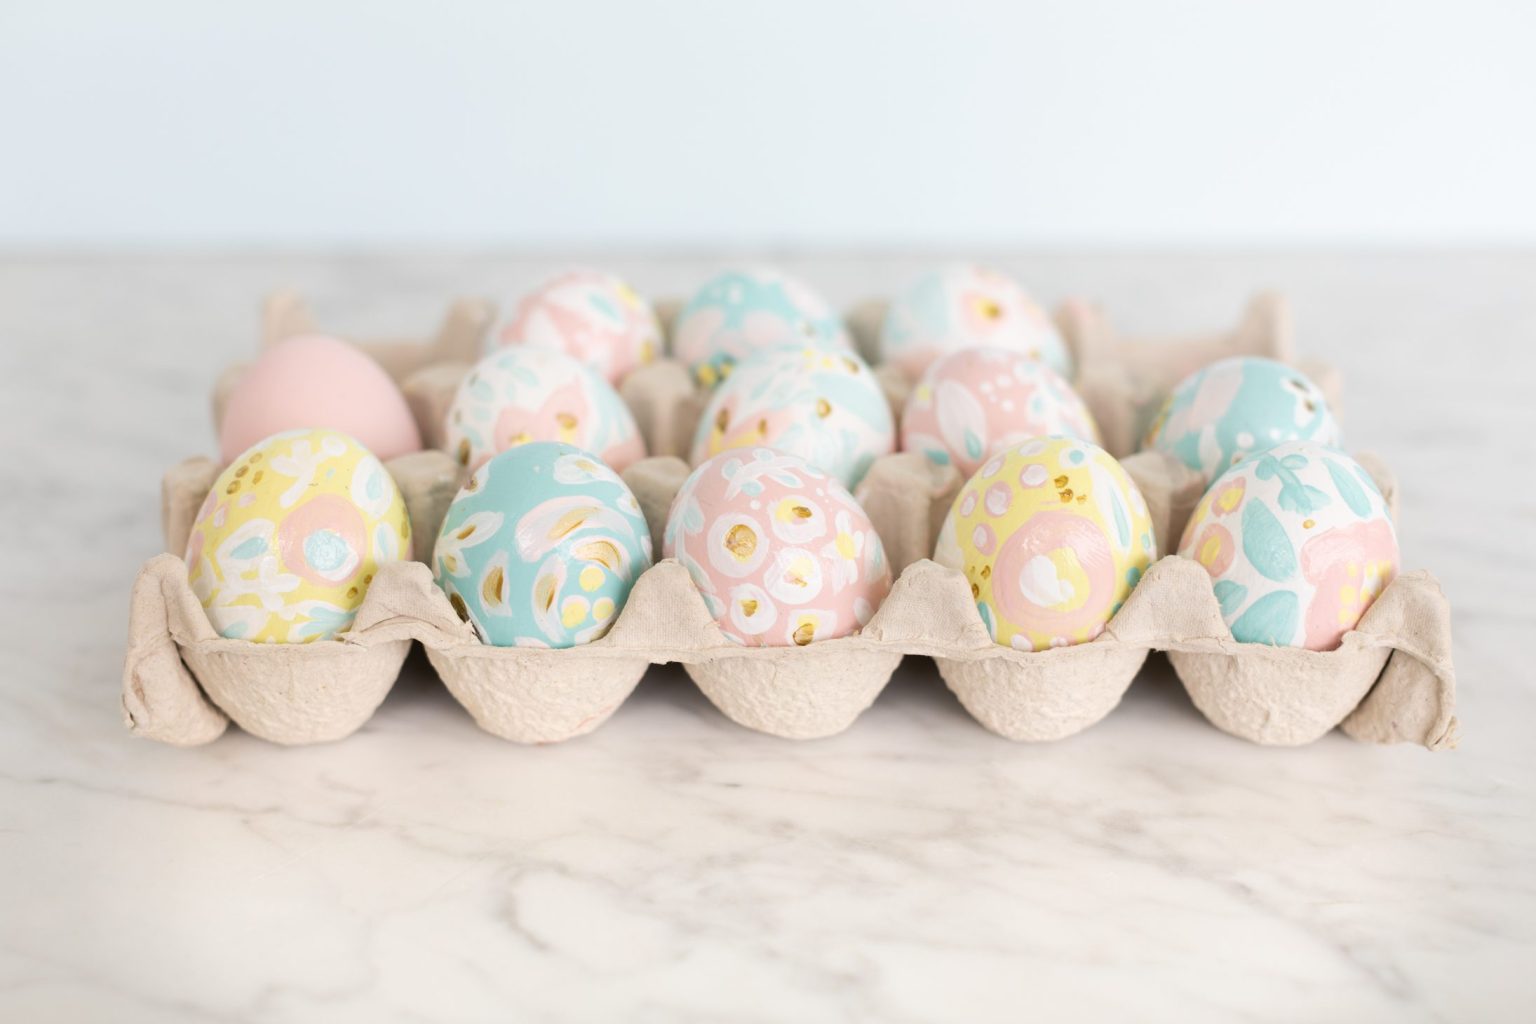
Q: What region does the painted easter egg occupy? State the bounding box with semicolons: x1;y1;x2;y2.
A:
901;346;1099;479
1143;356;1340;485
880;264;1071;381
184;429;411;643
934;436;1155;651
433;442;653;647
672;267;852;387
497;269;662;385
690;344;895;489
1177;440;1398;650
445;346;645;473
219;334;423;464
664;448;892;647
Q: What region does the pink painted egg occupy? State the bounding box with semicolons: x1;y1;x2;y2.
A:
880;264;1071;381
219;335;423;465
900;346;1099;479
497;269;662;385
663;448;892;647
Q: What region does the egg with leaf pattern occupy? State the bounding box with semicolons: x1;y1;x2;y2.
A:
1177;440;1397;650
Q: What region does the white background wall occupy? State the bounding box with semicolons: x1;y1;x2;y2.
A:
3;1;1533;248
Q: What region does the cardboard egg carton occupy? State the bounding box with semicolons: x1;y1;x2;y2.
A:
122;290;1458;750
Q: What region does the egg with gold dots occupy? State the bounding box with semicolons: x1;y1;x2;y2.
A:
432;442;653;648
935;436;1155;651
1143;356;1339;486
496;269;662;386
880;264;1072;381
664;448;892;647
689;344;895;489
672;267;853;387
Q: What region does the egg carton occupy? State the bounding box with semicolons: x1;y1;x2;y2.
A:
122;290;1458;750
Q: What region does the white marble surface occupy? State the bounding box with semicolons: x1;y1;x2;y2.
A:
1;253;1532;1022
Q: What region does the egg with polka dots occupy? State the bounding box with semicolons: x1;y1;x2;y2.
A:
433;442;653;648
664;448;892;647
934;436;1155;651
183;429;412;643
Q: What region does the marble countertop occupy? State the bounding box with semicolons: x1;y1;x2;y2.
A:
2;252;1531;1022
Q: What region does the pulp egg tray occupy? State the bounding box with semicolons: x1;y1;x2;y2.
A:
121;290;1459;750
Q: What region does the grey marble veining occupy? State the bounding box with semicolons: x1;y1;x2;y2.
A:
1;252;1532;1022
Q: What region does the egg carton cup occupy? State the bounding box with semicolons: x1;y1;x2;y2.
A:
122;553;413;746
124;291;1456;749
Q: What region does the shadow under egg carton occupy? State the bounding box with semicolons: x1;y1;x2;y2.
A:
124;290;1456;750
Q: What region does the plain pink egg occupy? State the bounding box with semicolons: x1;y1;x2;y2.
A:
218;334;423;464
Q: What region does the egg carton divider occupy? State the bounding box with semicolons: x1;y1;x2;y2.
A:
124;290;1454;749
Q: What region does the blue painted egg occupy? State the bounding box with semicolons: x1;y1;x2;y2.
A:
432;442;653;647
672;267;852;387
1143;356;1339;485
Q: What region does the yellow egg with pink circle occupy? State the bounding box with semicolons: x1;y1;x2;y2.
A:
183;429;411;643
934;436;1155;651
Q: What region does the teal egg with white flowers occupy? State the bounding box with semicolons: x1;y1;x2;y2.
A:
432;442;653;647
1143;356;1340;486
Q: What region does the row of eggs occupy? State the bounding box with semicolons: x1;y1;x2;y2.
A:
191;266;1394;655
188;429;1394;663
491;263;1075;388
218;264;1081;489
187;429;893;651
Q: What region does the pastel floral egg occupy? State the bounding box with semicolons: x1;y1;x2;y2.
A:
433;442;653;648
934;436;1155;652
1178;440;1398;650
1143;356;1340;486
446;346;645;473
664;448;892;647
497;269;662;385
184;429;411;643
690;345;895;489
901;346;1099;479
880;264;1071;381
672;267;853;387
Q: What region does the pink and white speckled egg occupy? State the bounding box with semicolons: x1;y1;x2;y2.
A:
900;347;1099;479
663;448;892;647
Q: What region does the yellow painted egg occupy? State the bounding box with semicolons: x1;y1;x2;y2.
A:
184;429;412;643
935;436;1155;651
